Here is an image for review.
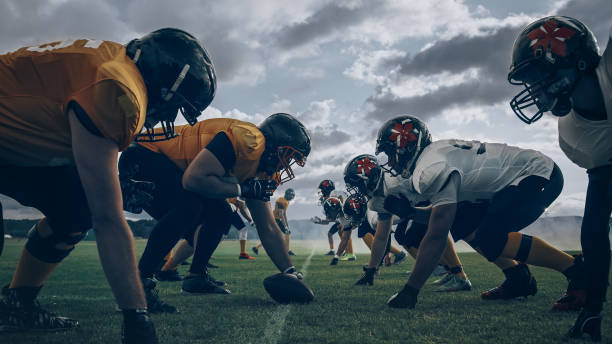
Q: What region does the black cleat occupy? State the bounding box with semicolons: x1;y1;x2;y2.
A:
325;250;335;256
122;310;158;344
566;310;602;342
481;264;537;300
155;269;182;282
182;275;230;294
288;250;296;256
206;263;219;269
252;246;259;255
142;278;177;314
0;286;78;332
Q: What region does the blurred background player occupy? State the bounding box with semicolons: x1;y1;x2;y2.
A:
0;27;216;343
310;180;339;255
253;188;295;256
228;197;256;260
507;16;611;341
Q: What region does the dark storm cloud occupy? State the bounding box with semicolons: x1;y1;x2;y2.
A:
365;0;612;122
274;2;375;49
309;125;351;149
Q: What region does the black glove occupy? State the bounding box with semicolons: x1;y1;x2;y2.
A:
355;266;377;286
240;178;278;201
121;179;155;214
330;257;339;265
383;195;415;219
387;284;419;309
284;266;303;279
122;309;159;344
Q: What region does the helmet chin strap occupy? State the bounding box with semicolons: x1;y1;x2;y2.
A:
163;64;190;101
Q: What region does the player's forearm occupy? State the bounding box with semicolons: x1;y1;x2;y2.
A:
93;219;146;309
183;174;239;198
367;219;392;268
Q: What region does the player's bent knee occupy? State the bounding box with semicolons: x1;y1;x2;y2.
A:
25;227;87;263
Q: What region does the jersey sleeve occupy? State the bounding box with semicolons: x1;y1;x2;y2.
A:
368;196;388;214
69;79;143;151
206;132;237;172
429;171;460;206
413;161;460;198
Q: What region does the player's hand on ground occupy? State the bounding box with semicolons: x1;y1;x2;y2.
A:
121;179;155;214
384;254;392;267
387;285;419;309
355;266;376;286
330;256;339;265
240;178;277;201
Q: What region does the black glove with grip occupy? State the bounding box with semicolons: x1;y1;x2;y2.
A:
387;284;419;309
122;310;158;344
355;266;377;286
240;178;278;201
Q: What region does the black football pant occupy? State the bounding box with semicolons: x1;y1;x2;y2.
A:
119;144;232;277
582;164;612;312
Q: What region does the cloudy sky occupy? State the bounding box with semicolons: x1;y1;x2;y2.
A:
1;0;610;220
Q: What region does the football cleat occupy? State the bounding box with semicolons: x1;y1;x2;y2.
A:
325;250;335;256
239;253;256;260
330;257;339;265
182;275;230;294
206;262;219;269
431;273;453;286
566;310;602;342
252;246;259;255
481;264;537;300
431;265;448;277
121;310;158;344
387;285;419;309
553;254;586;311
433;275;472;292
0;286;78;332
340;253;356;261
393;252;407;265
552;290;586;312
288;250;296;256
142;278;178;314
155;269;182;282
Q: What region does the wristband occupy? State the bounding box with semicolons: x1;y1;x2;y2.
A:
283;266;296;274
235;183;241;197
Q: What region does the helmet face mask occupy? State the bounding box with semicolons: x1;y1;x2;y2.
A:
508;16;600;124
285;188;295;201
274;146;306;185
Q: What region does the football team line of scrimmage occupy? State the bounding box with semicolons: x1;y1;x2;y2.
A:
0;14;610;343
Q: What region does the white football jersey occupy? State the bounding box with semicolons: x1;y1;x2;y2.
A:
367;172;405;214
366;208;401;229
558;31;612;170
409;140;554;205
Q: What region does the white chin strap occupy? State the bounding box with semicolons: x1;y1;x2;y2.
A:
164;64;190;101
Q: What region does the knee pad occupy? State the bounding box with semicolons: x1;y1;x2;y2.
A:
514;234;533;262
25;226;86;263
238;227;248;241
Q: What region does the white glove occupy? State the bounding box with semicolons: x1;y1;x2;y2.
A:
310;216;322;224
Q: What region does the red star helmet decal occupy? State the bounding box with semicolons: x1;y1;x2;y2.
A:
389;123;417;148
322;180;330;187
348;198;361;210
356;157;375;176
527;18;576;57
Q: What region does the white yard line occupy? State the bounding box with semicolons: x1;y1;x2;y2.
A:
260;247;316;344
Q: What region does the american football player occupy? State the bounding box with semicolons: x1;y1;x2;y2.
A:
119;113;311;310
323;197;356;265
508;16;611;341
371;115;585;313
253;188;295;256
344;155;471;291
0;28;216;342
228;197;256;260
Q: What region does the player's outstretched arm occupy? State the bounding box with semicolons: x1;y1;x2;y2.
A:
68;110;145;310
366;214;393;269
406;203;456;289
247;199;293;272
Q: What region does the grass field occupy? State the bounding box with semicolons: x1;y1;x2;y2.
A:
0;239;610;344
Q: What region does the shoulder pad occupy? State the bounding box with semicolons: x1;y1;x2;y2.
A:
412;161;458;196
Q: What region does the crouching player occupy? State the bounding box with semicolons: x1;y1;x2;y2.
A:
343;156;471;291
371;115;585;313
119;113;312;311
0;28;216;342
253;188;295;256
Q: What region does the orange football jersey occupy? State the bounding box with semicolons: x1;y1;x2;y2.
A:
0;39;147;166
138;118;266;183
273;197;290;219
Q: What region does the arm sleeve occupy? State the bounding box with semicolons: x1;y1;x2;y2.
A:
205;132;237;173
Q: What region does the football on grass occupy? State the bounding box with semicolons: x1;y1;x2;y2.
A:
263;273;314;304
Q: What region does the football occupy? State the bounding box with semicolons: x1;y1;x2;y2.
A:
263;273;314;304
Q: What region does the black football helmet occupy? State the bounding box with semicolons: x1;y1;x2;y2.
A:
323;197;343;221
508;16;600;124
343;193;368;227
258;113;311;185
375;115;431;176
126;28;217;141
285;188;295;201
317;179;335;203
343;154;383;197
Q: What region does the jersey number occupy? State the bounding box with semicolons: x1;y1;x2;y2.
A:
450;139;486;154
27;39;103;52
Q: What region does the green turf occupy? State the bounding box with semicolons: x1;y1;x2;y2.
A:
0;239;610;343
